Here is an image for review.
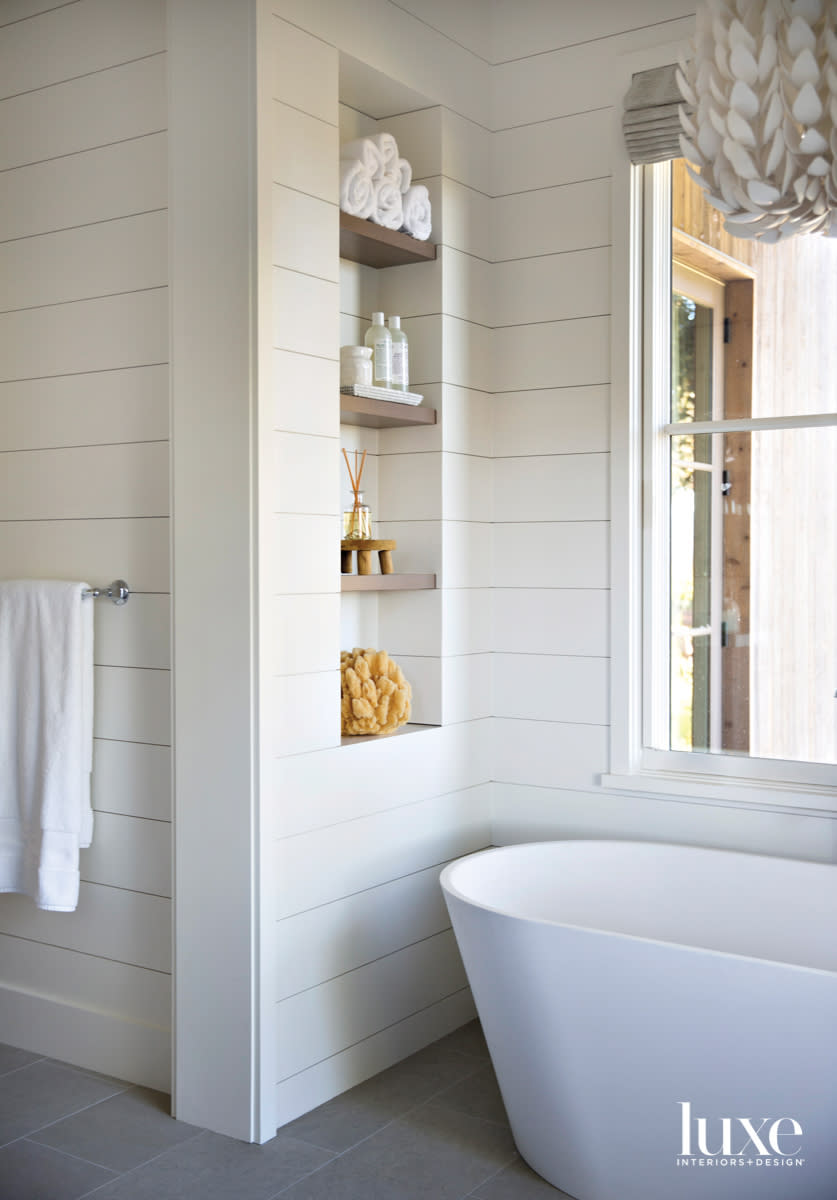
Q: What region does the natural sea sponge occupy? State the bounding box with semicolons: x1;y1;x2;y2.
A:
340;647;412;735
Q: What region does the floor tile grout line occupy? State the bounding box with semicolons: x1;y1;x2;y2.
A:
73;1128;212;1199
17;1134;122;1180
270;1058;509;1197
0;1055;48;1081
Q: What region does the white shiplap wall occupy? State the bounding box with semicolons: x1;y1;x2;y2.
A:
269;6;493;1130
0;0;170;1088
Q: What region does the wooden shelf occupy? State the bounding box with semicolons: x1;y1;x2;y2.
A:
339;211;436;269
340;393;436;428
341;573;436;592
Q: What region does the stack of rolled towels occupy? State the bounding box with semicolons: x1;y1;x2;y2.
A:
340;132;432;241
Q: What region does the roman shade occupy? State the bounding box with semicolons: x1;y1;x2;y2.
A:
622;63;685;164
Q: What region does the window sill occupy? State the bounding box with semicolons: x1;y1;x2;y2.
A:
600;770;837;817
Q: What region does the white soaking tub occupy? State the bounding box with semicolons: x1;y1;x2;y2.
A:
440;840;837;1200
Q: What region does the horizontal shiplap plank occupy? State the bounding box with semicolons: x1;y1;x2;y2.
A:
272;719;491;838
0;211;167;313
492;317;609;393
0;365;168;452
494;652;609;725
0;441;168;521
275;783;490;917
441;652;493;723
0;517;170;593
492;248;610;327
276;862;452;999
0;54;166;172
272;185;338;281
274;989;476;1128
0;932;170;1028
273;349;339;439
94;664;171;746
491;109;612;196
493;521;609;588
272;267;339;357
493;588;609;657
268;514;339;596
272;100;338;202
272;431;339;516
492;179;611;260
491;1;691;65
0;882;171;973
94;592;170;670
378;452;442;522
493;452;609;522
81;810;170;898
492;717;609;791
441;521;492;589
493;386;609;457
489;782;836;863
271;670;340;758
0;134;167;244
271;15;337;125
0;0;164;101
92;739;171;822
0;1;79;27
276;931;468;1080
0;289;168;382
272;593;341;676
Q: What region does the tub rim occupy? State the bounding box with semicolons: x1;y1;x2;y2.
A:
439;838;837;977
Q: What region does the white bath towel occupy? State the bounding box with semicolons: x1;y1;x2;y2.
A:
339;137;385;179
371;132;399;178
0;580;94;912
372;175;404;230
339;157;377;219
400;183;432;240
396;157;412;193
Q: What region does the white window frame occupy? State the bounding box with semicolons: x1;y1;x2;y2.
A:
605;121;837;816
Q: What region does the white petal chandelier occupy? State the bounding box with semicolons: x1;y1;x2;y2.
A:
678;0;837;240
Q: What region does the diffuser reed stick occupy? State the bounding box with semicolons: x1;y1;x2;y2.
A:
342;447;370;539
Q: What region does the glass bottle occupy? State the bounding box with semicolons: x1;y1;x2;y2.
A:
343;490;371;539
388;315;409;391
364;311;392;387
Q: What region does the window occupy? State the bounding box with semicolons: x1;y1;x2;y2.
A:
607;156;837;808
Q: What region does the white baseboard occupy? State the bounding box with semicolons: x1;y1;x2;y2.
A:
0;983;171;1092
274;988;477;1131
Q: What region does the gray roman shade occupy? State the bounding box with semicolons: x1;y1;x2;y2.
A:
623;63;688;164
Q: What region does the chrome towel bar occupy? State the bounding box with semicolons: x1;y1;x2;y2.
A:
82;580;130;605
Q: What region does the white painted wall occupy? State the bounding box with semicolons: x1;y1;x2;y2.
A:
0;0;170;1089
485;1;837;863
268;7;493;1128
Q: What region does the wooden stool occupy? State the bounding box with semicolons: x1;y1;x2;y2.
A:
341;539;396;575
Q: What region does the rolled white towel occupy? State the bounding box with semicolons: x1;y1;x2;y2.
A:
371;132;399;177
400;183;432;240
396;157;412;193
372;177;404;230
340;137;384;178
340;158;376;219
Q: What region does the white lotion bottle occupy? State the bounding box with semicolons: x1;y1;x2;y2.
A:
388;316;409;391
364;311;392;387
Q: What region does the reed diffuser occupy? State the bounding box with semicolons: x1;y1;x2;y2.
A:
342;448;371;539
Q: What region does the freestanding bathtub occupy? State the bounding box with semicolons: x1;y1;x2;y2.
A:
440;840;837;1200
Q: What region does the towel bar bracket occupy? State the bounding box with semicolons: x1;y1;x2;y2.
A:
83;579;130;605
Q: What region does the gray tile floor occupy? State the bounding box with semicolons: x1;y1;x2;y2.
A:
0;1022;571;1199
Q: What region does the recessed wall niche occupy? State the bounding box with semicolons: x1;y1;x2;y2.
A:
338;53;444;731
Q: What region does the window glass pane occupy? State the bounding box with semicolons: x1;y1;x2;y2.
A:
671;292;713;423
673;158;837;420
669;426;837;765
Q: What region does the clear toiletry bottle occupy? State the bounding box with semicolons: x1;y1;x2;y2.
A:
364;312;392;387
388;316;409;391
